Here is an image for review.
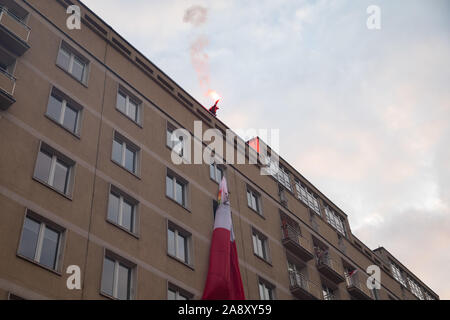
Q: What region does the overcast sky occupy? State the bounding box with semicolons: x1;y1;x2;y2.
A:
82;0;450;299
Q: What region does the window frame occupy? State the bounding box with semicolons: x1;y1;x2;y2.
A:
107;185;139;236
116;86;142;125
33;142;75;198
209;162;224;184
45;87;83;136
167;221;193;267
258;277;275;300
166;122;186;157
17;210;65;273
246;186;262;215
111;131;140;176
252;227;270;263
56;41;89;85
100;250;136;300
167;282;194;300
166;170;188;208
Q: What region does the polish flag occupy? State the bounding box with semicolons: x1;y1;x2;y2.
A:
202;176;245;300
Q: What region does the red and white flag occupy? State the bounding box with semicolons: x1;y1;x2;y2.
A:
202;176;245;300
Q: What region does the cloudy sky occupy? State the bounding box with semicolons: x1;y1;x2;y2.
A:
82;0;450;298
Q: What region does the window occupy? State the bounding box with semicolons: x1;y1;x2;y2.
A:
166;123;185;157
407;277;424;300
46;88;82;134
209;162;224;183
252;229;269;262
166;171;188;207
167;222;191;265
56;42;89;83
390;262;407;288
295;180;321;215
107;186;138;234
101;253;135;300
324;206;347;237
116;88;140;123
258;278;275;300
33;143;74;196
167;283;193;300
18;212;63;271
277;166;292;191
247;187;261;214
112;132;139;174
322;285;336;300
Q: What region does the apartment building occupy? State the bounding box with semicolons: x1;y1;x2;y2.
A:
0;0;439;300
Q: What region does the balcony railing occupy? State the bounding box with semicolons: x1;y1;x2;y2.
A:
0;6;31;55
345;272;373;300
315;253;345;283
281;224;314;261
0;67;15;109
288;271;321;300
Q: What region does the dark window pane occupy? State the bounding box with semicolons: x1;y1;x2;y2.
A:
124;147;136;172
57;48;70;71
35;150;52;183
72;57;85;82
166;176;173;199
167;288;176;300
53;160;69;193
209;164;215;180
122;200;133;232
117;264;131;300
217;168;222;182
117;92;127;113
112;139;122;164
177;233;186;262
63;104;78;133
167;229;175;256
47;95;63;122
101;257;115;297
39;226;60;269
175;181;184;205
128;100;137;121
108;193;120;224
18;217;40;260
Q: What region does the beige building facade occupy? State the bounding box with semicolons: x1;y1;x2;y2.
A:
0;0;439;300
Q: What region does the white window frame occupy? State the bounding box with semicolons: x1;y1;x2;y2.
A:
166;173;187;207
116;89;140;123
295;180;321;215
167;283;193;300
34;145;73;196
167;223;191;265
108;188;137;234
18;214;63;271
47;90;81;134
57;44;88;83
252;229;269;261
166;124;185;157
258;279;275;300
324;206;347;237
210;162;224;183
390;262;407;288
247;188;261;214
277;166;292;191
112;133;139;174
101;255;134;300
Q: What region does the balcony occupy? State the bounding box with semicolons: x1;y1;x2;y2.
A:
281;224;314;261
346;272;373;300
0;67;15;109
288;271;321;300
0;6;31;56
315;254;345;283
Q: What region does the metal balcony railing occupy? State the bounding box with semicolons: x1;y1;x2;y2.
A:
281;224;314;260
288;270;321;299
315;253;345;283
345;272;373;299
0;67;15;96
0;6;31;43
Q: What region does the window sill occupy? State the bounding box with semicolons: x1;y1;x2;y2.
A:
115;107;143;129
56;64;89;88
165;195;190;213
254;253;272;267
111;159;141;180
44;114;81;139
16;254;62;276
32;177;73;200
167;253;195;271
106;219;140;239
247;206;265;220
